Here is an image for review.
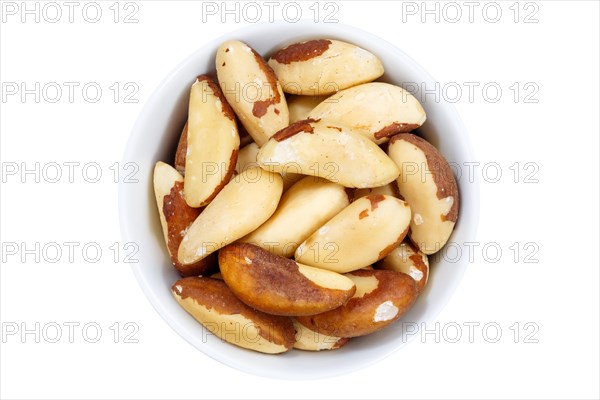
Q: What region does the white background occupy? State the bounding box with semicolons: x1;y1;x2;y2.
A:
1;1;599;399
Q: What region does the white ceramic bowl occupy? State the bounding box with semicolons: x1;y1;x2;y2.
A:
119;21;479;379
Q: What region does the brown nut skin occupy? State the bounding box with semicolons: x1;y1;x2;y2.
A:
172;277;295;354
162;181;217;276
153;162;216;277
174;122;188;175
296;269;418;338
219;243;356;316
237;122;254;147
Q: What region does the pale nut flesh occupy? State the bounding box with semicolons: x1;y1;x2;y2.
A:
296;269;418;338
235;142;260;174
286;94;329;123
257;119;400;188
219;243;356;316
153;161;184;247
281;171;304;192
268;39;384;96
152;162;215;276
387;133;459;255
241;176;350;258
184;75;239;208
378;241;429;294
295;194;411;273
178;167;283;265
292;319;349;351
235;142;302;191
353;181;400;202
216;40;289;146
309;82;426;144
172;277;295;354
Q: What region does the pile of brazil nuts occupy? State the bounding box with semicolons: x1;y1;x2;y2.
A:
153;38;459;354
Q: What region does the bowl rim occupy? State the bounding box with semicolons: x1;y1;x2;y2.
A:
119;20;480;380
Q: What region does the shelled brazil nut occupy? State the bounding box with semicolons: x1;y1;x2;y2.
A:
387;133;459;255
153;162;216;277
219;243;356;316
308;82;426;144
295;195;412;273
172;277;295;354
267;39;384;95
257;119;400;188
216;40;289;146
184;75;240;208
